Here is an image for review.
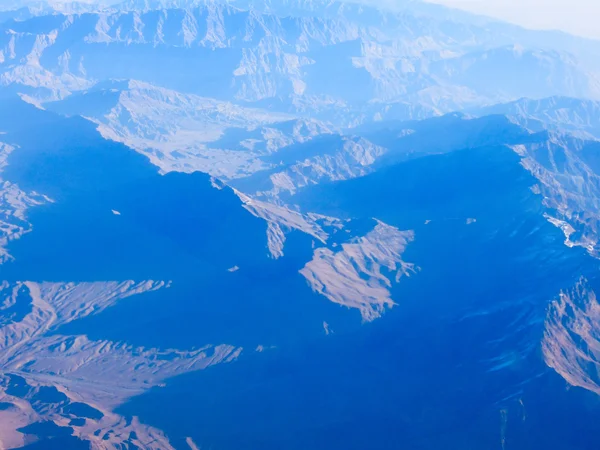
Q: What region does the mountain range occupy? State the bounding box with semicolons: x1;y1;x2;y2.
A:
1;0;600;449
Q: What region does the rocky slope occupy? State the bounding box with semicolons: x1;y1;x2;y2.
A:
513;133;600;257
47;80;296;177
300;221;415;321
543;278;600;397
0;142;50;264
0;280;240;450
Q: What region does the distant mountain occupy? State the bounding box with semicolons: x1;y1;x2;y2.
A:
45;80;298;177
473;96;600;139
0;0;599;124
431;45;600;101
231;133;385;197
0;0;115;11
230;113;529;199
0;0;113;18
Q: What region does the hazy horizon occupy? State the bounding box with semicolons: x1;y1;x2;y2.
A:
425;0;600;40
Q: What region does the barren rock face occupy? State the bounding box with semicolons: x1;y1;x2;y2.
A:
513;135;600;257
543;279;600;396
0;280;241;449
301;222;415;321
0;143;50;264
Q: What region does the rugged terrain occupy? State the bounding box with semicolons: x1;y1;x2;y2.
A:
1;0;600;449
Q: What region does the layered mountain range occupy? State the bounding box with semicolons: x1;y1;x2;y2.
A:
2;0;600;120
1;0;600;449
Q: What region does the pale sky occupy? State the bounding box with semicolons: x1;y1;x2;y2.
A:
425;0;600;39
